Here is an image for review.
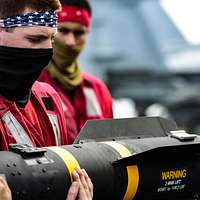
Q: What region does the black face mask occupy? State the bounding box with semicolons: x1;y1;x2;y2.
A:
0;45;53;106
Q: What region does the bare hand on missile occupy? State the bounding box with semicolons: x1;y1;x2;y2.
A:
0;177;12;200
66;168;93;200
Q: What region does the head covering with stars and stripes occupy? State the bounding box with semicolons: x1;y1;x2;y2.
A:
0;10;57;28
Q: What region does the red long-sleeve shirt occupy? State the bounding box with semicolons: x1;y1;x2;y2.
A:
39;69;113;143
0;81;68;150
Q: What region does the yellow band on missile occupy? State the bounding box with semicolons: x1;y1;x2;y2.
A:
102;141;139;200
46;146;80;182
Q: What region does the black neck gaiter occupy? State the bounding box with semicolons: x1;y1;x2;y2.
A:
0;45;53;107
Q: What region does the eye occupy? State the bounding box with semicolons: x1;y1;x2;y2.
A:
26;36;49;44
27;37;42;43
58;27;70;34
74;30;86;37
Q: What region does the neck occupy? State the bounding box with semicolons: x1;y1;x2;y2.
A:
0;88;31;107
46;59;82;90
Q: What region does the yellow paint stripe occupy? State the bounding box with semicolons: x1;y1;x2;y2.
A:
102;141;139;200
46;146;80;182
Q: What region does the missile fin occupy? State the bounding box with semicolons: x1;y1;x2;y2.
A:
74;117;177;144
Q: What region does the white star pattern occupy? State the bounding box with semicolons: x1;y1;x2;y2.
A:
2;10;57;28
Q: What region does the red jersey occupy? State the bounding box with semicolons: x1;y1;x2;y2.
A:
0;81;68;150
39;69;113;143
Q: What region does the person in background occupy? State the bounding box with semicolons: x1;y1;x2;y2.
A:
0;0;93;199
39;0;113;143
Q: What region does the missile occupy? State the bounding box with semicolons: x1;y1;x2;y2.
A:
0;117;200;200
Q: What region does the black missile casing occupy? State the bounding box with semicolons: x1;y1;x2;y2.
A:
0;147;70;200
0;142;130;200
1;137;200;200
0;117;200;200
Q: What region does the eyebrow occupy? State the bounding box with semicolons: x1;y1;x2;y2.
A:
58;27;87;33
25;34;50;38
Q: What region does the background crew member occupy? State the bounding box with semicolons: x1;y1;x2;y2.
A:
39;0;113;143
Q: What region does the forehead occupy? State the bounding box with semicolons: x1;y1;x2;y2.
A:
58;21;87;30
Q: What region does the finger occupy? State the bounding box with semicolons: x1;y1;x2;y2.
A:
0;181;5;192
72;169;80;182
0;177;7;185
82;169;93;198
0;177;10;190
0;177;12;200
76;168;88;191
76;168;92;199
71;169;88;199
78;183;88;199
66;181;79;200
72;168;88;200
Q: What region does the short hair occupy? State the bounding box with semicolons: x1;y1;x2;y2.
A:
0;0;61;18
60;0;92;16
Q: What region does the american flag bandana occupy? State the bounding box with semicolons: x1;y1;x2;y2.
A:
0;10;57;28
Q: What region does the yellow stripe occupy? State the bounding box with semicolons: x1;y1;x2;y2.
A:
102;141;139;200
46;146;80;182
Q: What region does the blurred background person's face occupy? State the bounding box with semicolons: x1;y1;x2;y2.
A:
51;21;88;68
56;21;88;49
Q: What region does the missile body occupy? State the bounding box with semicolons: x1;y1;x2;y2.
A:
1;136;200;200
0;117;199;200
